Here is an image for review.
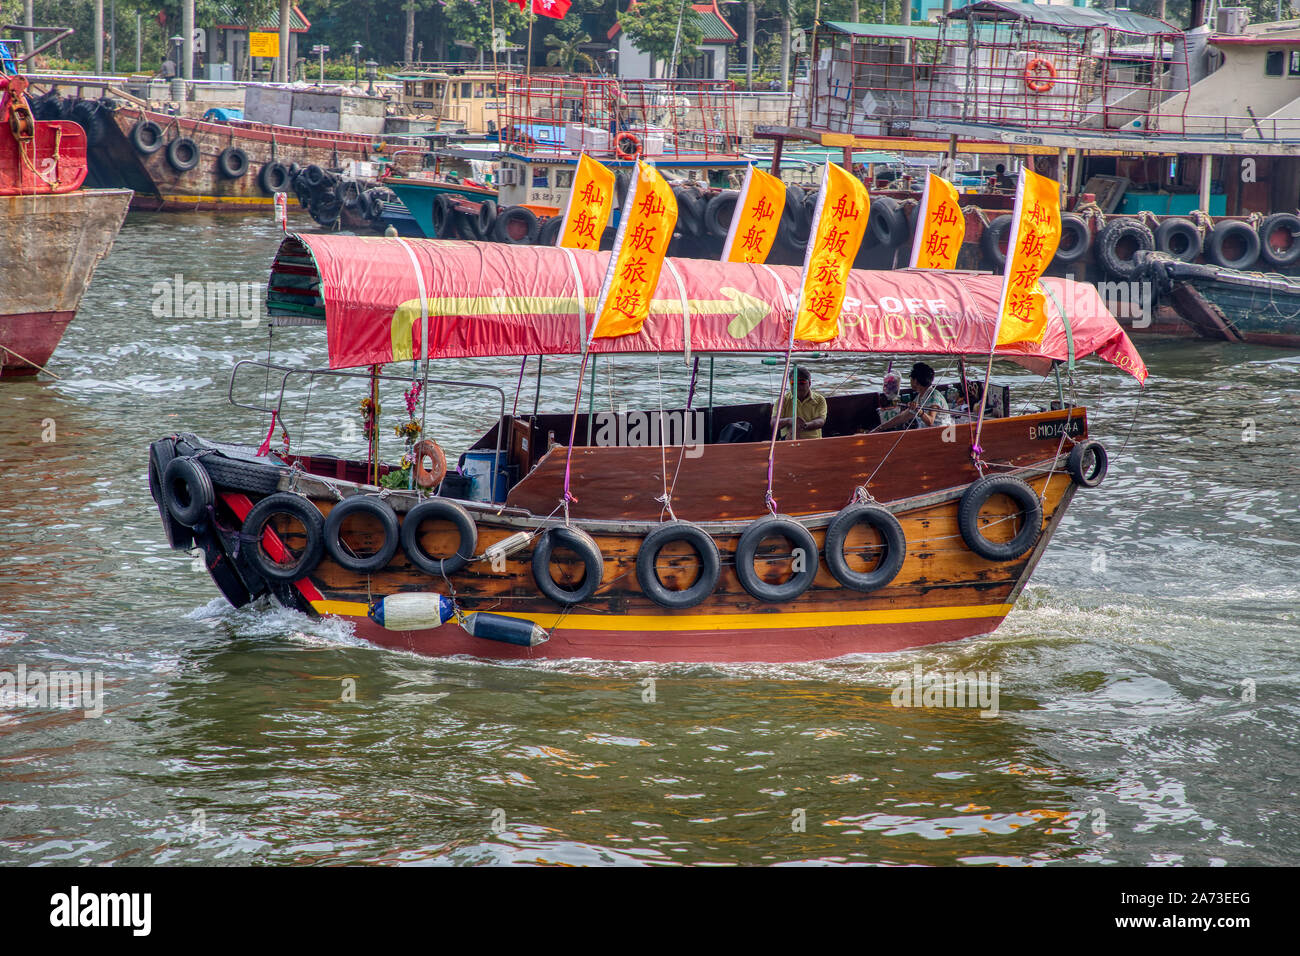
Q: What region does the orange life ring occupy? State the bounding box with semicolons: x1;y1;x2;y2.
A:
614;131;641;160
411;439;447;490
1025;58;1056;93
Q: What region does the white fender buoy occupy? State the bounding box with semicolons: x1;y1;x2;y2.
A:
368;592;455;631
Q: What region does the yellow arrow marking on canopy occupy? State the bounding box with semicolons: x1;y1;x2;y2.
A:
390;287;771;359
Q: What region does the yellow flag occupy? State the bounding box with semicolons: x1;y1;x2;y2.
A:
793;163;870;343
557;153;615;251
592;161;678;340
721;165;786;264
908;173;964;270
995;168;1062;347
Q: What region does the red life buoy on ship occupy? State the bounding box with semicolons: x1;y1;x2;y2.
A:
411;439;447;490
614;131;641;160
1025;58;1057;93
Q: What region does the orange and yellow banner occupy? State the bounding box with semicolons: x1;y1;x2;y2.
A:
591;161;678;340
908;172;964;270
995;168;1062;347
557;153;616;251
793;163;870;343
721;165;786;264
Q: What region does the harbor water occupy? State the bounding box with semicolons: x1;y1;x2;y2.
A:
1;212;1297;866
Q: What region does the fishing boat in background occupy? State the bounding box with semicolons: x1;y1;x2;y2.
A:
1141;253;1300;348
148;235;1146;662
1;48;130;378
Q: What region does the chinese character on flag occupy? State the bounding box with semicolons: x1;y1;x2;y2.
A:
792;163;870;342
508;0;572;19
908;172;965;270
721;165;787;264
994;168;1062;347
591;161;678;339
557;153;615;251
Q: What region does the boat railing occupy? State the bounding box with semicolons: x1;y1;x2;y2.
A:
228;360;507;476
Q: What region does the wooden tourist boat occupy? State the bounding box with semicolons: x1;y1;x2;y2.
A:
147;235;1147;663
0;62;130;377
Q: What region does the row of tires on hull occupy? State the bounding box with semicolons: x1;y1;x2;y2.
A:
151;438;1108;612
293;164;392;229
981;212;1300;278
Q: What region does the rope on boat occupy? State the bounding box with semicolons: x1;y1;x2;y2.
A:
0;343;61;378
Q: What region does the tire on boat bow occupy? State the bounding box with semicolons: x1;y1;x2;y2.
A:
957;476;1042;562
161;456;214;528
241;492;326;583
823;504;906;593
324;496;401;573
1066;439;1109;488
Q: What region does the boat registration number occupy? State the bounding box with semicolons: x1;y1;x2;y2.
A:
1031;419;1085;440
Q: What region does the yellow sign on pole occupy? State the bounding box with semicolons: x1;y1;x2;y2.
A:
721;165;787;264
557;153;616;252
793;163;870;343
249;32;280;59
995;168;1062;347
909;173;965;270
591;161;678;340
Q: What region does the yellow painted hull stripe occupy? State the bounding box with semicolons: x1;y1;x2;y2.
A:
310;600;1014;631
157;194;276;205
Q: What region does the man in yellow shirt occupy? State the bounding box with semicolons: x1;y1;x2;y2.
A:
773;366;828;440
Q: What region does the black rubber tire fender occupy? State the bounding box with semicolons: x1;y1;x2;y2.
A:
400;499;477;577
149;438;194;551
703;190;739;240
130;119;165;155
1066;439;1109;488
301;164;327;188
197;455;285;497
324;496;401;573
957;476;1043;562
614;170;631;208
1055;213;1092;264
431;194;453;236
165;136;200;173
1205;219;1261;270
537;215;564;246
673;187;705;238
493;205;539;244
980;215;1013;269
217;146;249;179
635;521;721;610
868;195;908;248
477;199;498;237
1153;217;1203;263
823;504;906;593
734;515;819;604
1095;219;1155;280
241;492;326;583
161;456;215;528
69;99;105;146
532;526;604;605
1258;212;1300;268
258;161;290;195
361;189;386;221
309;194;342;228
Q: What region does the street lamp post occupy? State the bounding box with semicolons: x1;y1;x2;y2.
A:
352;41;362;84
365;60;378;96
312;44;329;85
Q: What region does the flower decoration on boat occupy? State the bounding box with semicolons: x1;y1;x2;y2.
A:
394;420;422;442
359;397;381;442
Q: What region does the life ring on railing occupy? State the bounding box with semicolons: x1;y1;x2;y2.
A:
614;131;641;160
1025;58;1057;93
411;439;447;490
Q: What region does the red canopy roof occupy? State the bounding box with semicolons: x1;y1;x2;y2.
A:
267;234;1147;383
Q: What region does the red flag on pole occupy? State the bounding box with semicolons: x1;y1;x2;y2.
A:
508;0;572;18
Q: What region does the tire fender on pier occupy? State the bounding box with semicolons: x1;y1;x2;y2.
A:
1095;219;1155;280
1205;219;1261;271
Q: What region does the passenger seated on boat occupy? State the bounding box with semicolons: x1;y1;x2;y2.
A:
772;366;827;440
951;380;985;423
872;362;952;432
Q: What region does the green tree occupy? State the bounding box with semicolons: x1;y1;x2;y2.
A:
621;0;703;72
544;16;593;71
444;0;527;61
